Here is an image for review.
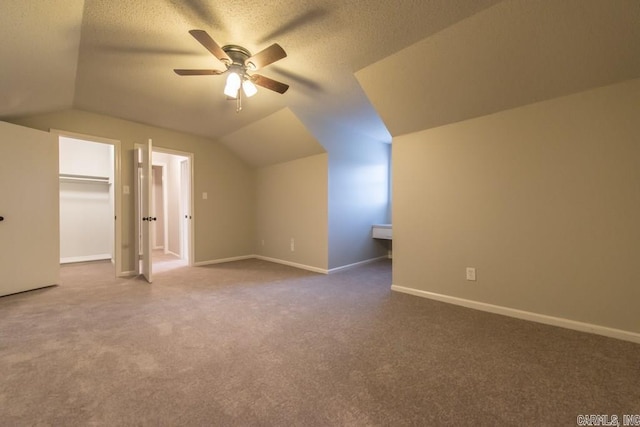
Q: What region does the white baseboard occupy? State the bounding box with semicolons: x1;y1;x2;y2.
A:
166;250;181;258
194;255;255;267
61;254;112;264
119;270;137;277
255;255;327;274
191;254;389;275
391;284;640;344
327;256;389;274
193;254;324;273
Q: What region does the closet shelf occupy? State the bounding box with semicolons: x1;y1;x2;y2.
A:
59;173;111;184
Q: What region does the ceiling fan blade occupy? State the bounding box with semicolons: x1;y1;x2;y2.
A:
251;74;289;94
270;66;322;92
245;44;286;70
174;69;225;76
189;29;231;65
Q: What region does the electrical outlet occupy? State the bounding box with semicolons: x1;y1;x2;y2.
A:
466;267;476;281
290;238;295;252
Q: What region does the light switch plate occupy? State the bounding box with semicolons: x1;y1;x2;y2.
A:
466;267;477;281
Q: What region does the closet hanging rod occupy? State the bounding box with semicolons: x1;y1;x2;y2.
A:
59;174;111;184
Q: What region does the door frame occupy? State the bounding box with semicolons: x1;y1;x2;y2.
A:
51;129;123;277
152;146;195;267
150;162;168;253
134;139;153;282
179;158;191;264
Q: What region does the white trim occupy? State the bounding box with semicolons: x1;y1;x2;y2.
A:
119;270;137;277
153;146;194;267
327;256;388;274
152;146;193;158
255;255;327;274
193;255;388;275
61;254;112;264
51;129;120;145
391;285;640;344
166;250;181;258
150;161;168;254
194;255;255;267
52;129;123;278
193;255;327;274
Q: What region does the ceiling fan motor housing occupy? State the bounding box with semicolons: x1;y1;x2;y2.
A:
223;45;252;69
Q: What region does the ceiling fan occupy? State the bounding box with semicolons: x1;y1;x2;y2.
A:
174;30;289;111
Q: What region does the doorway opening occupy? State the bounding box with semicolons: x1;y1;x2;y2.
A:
135;141;193;282
57;131;122;276
151;148;192;274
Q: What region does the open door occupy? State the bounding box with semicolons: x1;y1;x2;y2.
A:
180;158;192;264
0;122;59;296
134;138;154;283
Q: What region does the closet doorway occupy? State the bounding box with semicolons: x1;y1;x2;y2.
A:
151;148;193;273
57;131;122;276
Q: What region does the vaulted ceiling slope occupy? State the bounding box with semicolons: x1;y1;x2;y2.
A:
1;0;500;143
356;0;640;137
2;1;637;163
219;108;325;167
0;0;84;117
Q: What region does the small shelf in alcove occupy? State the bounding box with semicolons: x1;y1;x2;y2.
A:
59;173;111;185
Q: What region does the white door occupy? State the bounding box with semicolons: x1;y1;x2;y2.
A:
180;159;191;263
134;139;153;283
0;121;59;296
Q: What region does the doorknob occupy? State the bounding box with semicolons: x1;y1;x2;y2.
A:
151;217;157;221
0;216;4;221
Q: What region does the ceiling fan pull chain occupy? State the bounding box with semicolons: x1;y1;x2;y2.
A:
236;88;242;113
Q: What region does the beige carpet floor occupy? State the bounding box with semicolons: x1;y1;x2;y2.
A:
0;258;638;426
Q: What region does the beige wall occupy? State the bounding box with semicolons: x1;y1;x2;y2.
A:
294;115;392;270
9;109;255;271
393;79;640;334
326;138;390;269
256;154;328;270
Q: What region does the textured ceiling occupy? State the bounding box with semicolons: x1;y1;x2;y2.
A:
0;0;84;116
1;0;638;166
0;0;499;143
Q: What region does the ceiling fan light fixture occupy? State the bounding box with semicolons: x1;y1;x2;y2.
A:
224;72;241;98
242;79;258;97
176;31;290;111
